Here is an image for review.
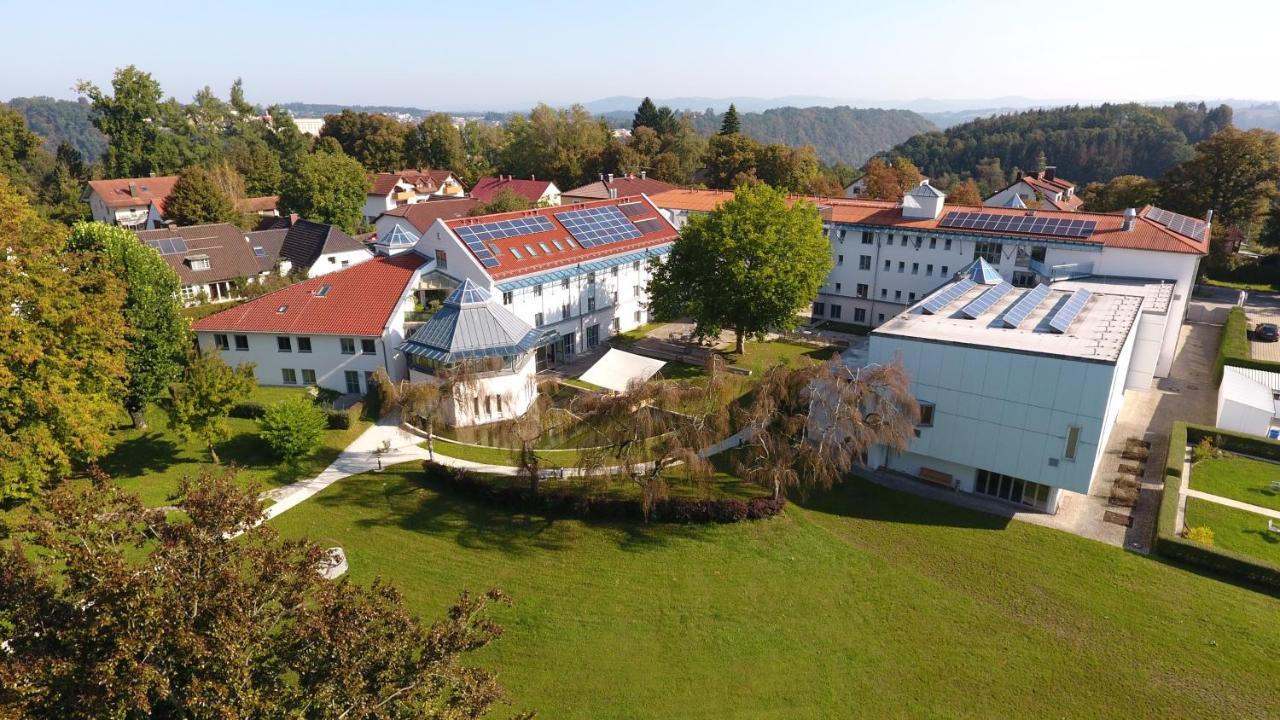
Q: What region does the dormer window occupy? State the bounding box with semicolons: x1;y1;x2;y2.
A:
186;254;211;271
253;246;266;257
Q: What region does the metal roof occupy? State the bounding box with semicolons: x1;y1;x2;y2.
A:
398;278;554;362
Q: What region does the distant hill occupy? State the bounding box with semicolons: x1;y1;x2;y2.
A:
5;96;107;163
682;106;938;167
883;102;1233;185
1235;102;1280;132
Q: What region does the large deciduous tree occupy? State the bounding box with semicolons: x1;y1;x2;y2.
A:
0;178;128;502
167;351;256;463
648;183;831;354
280;148;370;232
468;188;534;216
165;165;241;226
67;222;190;430
703;132;762;188
1078;174;1162;212
0;467;520;720
404;113;466;172
1159;127;1280;229
319;109;408;172
502;104;610;189
76;65;165;178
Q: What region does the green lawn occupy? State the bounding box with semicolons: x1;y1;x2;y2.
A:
100;386;372;507
271;465;1280;719
1184;498;1280;567
1189;455;1280;511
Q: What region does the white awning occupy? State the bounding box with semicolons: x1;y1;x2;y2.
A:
579;348;667;392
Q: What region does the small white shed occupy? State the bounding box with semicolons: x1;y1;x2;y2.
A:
1217;366;1280;438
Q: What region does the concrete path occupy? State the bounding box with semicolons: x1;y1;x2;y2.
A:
1183;489;1280;520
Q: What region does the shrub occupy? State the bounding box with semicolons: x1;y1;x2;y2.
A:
1109;485;1138;507
1191;437;1220;464
1185;526;1215;546
325;407;354;430
229;401;267;419
1121;448;1150;462
260;397;328;463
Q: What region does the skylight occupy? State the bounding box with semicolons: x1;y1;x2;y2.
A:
315;284;331;298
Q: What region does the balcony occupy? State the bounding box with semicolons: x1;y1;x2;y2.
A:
1028;259;1093;281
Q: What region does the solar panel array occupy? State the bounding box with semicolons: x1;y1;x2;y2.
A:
454;216;555;268
632;218;666;234
959;282;1014;319
921;278;977;315
555;206;643;248
939;211;1098;239
1001;284;1051;328
146;237;189;255
1146;207;1208;241
1047;288;1093;334
618;202;648;217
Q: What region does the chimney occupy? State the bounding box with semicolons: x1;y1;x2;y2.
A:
640;170;646;180
1205;209;1214;233
609;188;618;199
599;173;604;181
607;173;614;185
1044;166;1056;182
1122;208;1137;231
128;182;138;197
531;174;536;181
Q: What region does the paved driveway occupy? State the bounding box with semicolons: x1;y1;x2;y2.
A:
1243;290;1280;361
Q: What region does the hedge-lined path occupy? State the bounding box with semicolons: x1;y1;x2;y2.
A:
1184;488;1280;520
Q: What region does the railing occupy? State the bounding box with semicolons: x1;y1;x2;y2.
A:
1028;259;1093;281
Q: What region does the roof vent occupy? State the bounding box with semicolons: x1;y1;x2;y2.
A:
1122;208;1137;231
277;305;288;313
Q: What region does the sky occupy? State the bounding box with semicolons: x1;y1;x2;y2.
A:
2;0;1275;111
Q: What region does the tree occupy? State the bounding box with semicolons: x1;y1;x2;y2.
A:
0;467;519;720
703;132;761;189
67;222;190;430
260;396;328;465
648;183;831;354
166;165;240;226
167;351;256;463
1159;128;1280;229
226;133;284;196
947;178;983;206
720;104;742;135
633;97;660;132
280;149;370;232
862;158;901;200
469;188;534;216
0;178;128;502
265;105;311;172
460;120;507;185
755;143;821;193
394;380;446;460
503;104;610;189
1258;197;1280;248
734;361;919;500
76;65;164;178
1078;175;1161;212
404;113;466;171
229;77;255;117
891;156;923;195
320;109;408;172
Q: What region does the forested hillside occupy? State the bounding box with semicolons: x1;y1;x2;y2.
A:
5;96;107;162
884;102;1232;186
685;106;937;166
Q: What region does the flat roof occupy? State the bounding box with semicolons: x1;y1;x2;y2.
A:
872;276;1176;364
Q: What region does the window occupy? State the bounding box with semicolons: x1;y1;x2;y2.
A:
560;302;571;319
634;310;642;322
900;235;907;247
340;338;356;355
861;231;874;244
561;278;570;289
587;272;596;284
859;255;871;270
587;296;596;312
633;284;641;297
524;244;537;256
632;261;641;272
297;337;312;353
434;249;447;269
854;308;866;322
974;241;1002;264
473;397;480;416
975;469;1052;511
837;254;844;266
277;336;292;352
496;395;503;412
918;402;934;426
485;395;492;415
541;242;552;254
534;312;544;327
610;291;618;305
234;335;249;351
361;339;376;355
926;264;933;275
940;265;949;276
1064;426;1081;461
838;228;847;241
929;237;937;249
897;261;905;273
813;302;825;317
301;369;316;385
510;247;523;260
877;313;885;322
880;288;887;298
835;283;842;292
213;334;229;351
611;266;619;276
883;259;891;271
856;283;868;298
830;304;842;319
282;368;297;385
533;284;542;296
944;238;952;251
552;239;564;251
909;292;917;301
189;256;211;271
1012;271;1038;288
586;324;599;348
894;290;902;301
328;256;336;264
911;262;919;275
502;291;512;305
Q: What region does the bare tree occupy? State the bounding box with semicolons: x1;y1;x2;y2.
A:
494;380;572;494
734;360;918;500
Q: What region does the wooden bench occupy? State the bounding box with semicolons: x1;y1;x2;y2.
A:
1268;519;1280;535
918;467;953;488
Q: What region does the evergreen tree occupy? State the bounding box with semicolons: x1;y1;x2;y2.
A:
720;104;741;135
633;96;660;132
165;166;240;226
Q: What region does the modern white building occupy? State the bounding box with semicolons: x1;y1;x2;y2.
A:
866;262;1178;512
84;176;180;229
651;185;1208;381
363;170;467;224
1217;366;1280;439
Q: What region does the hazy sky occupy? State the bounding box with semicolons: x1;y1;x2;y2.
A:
2;0;1274;110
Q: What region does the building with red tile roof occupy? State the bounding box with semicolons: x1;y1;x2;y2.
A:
469;176;561;206
363;169;467;223
85;176;180;229
562;172;676;203
984;167;1084;212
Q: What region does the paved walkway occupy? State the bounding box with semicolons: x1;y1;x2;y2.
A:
1183;489;1280;519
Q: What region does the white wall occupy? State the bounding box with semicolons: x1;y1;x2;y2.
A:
363;193;394;223
1217;370;1277;437
308;248;375;278
411;355;538;427
196;331;398;394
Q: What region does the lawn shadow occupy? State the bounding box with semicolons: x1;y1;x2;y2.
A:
98;432;183;476
794;475;1013;531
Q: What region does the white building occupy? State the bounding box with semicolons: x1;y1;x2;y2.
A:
985;167;1083;212
1217;366;1280;439
274;219;375;278
651;186;1208;381
866;262;1178;512
363;170;468;224
84;176;179;229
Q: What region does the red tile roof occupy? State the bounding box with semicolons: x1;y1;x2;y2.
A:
381;197;481;232
469;176;557;203
237;195;280;213
192;253;427;336
369;169;459;197
443;196;677;280
88;176;180;210
650;189;1208;255
562;174;677;200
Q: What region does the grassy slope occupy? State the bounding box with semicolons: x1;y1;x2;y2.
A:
1189;455;1280;511
1184;498;1280;567
272;466;1280;720
101;387;371;507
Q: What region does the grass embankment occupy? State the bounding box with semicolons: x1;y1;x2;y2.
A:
272;466;1280;720
101;386;371;507
1189;455;1280;511
1184;498;1280;567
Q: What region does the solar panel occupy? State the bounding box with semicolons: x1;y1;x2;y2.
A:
618;202;648;217
920;278;976;315
1146;206;1208;241
1047;288;1093;334
453;216;553;269
959;282;1014;319
633;218;666;234
555;206;643;248
145;237;190;255
939;211;1097;240
1001;284;1051;328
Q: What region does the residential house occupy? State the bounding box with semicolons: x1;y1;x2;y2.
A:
85;176;180;229
470;175;561;207
363;170;467;223
373;197;481;256
984;167;1083;211
238;195;281;219
276;219;375;277
135;223;278;304
562;172;676;204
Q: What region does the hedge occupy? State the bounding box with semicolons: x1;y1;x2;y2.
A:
229;401;268;420
420;460;785;524
326;407;355;430
1153;421;1280;591
1216;305;1280;384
